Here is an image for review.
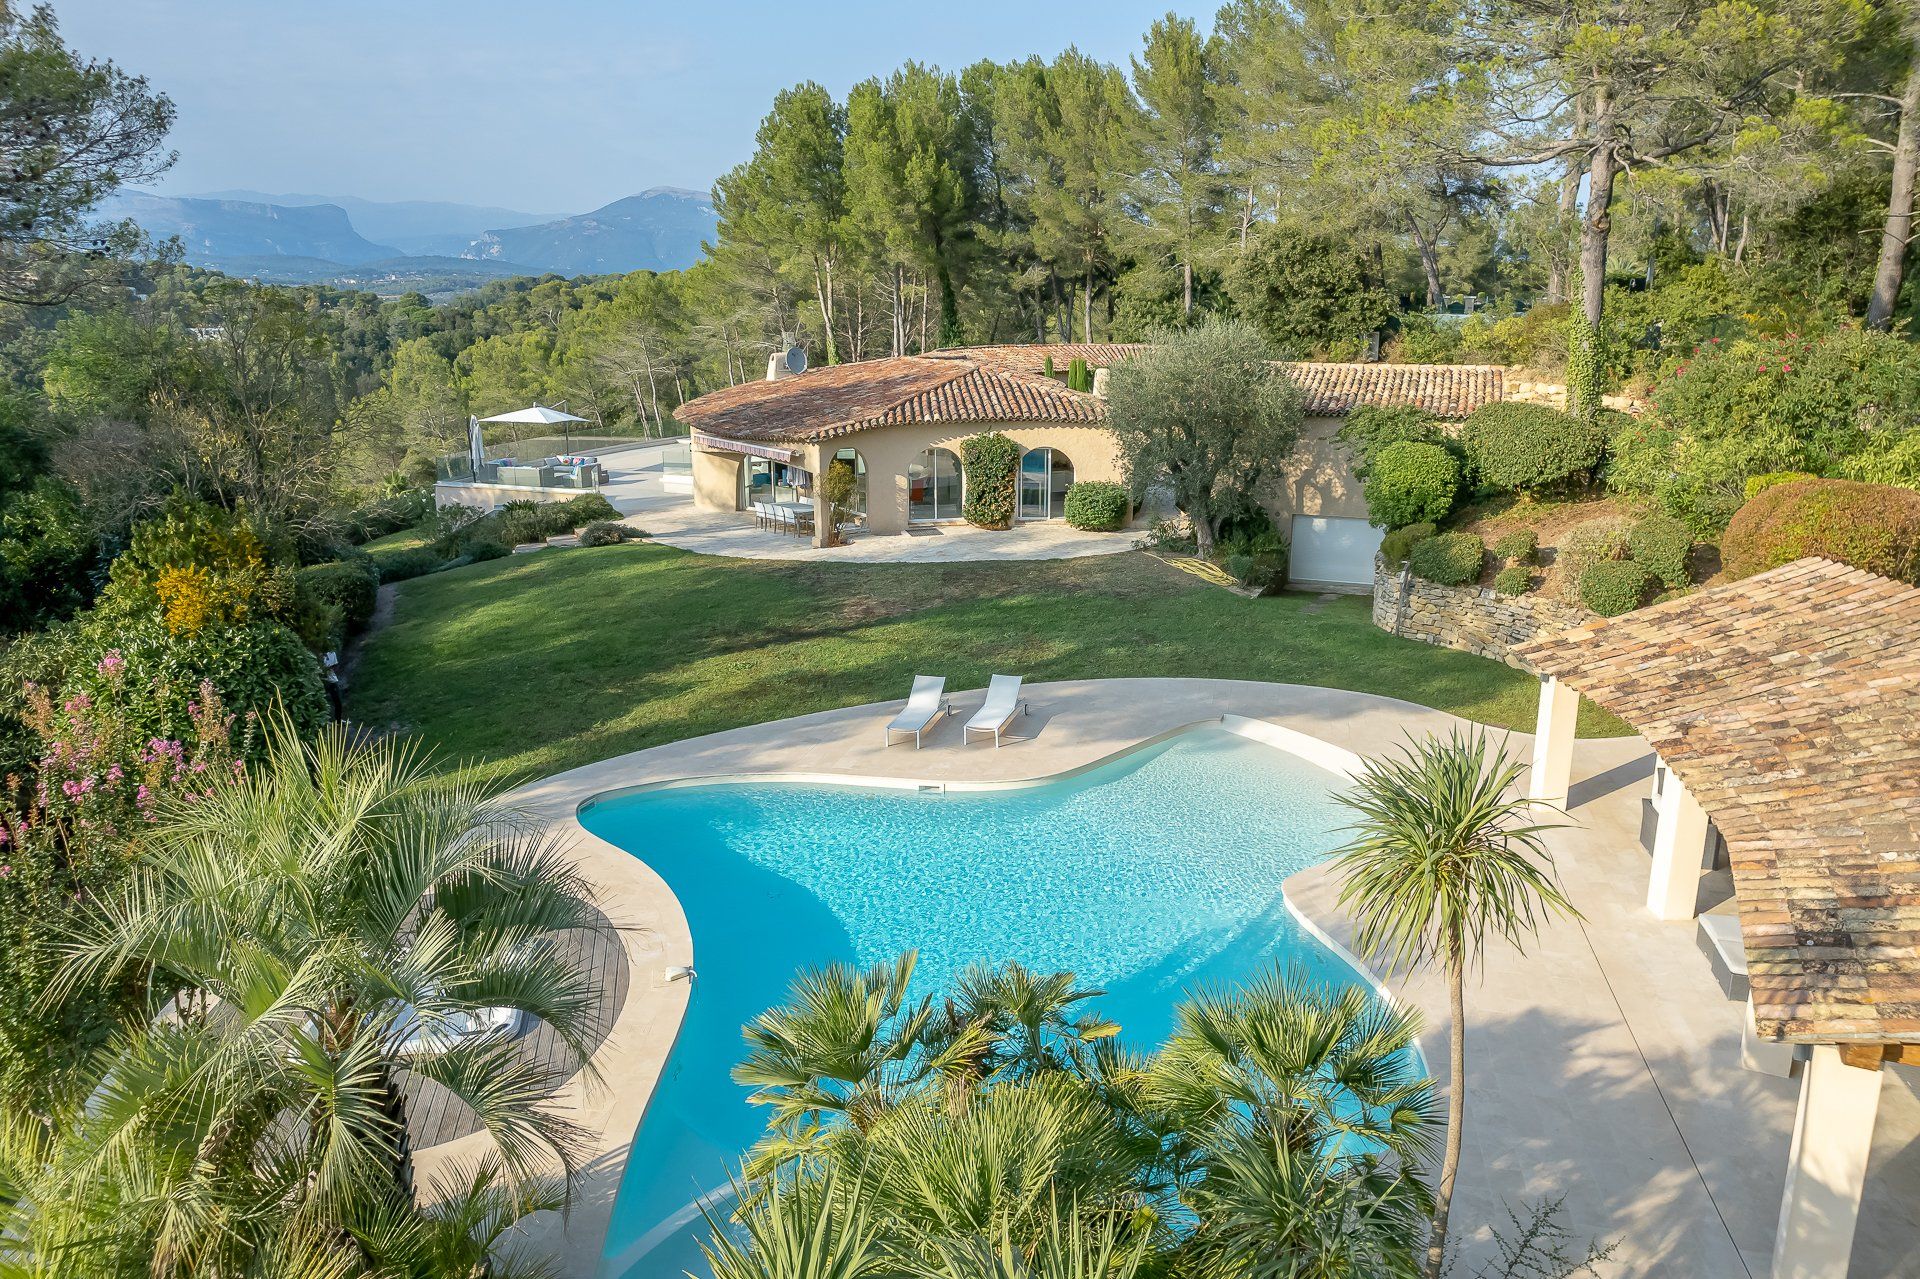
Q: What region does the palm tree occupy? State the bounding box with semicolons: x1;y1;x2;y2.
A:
947;960;1119;1080
1147;970;1438;1277
1331;730;1576;1279
35;719;608;1276
734;953;988;1171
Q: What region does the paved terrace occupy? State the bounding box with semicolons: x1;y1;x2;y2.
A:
408;679;1920;1278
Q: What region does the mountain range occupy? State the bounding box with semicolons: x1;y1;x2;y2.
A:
99;187;718;295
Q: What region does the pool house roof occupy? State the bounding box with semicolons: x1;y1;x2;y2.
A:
1513;558;1920;1046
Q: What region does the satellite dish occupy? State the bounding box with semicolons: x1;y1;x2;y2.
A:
785;344;809;375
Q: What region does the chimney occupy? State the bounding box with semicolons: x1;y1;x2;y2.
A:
1091;366;1110;398
766;352;789;382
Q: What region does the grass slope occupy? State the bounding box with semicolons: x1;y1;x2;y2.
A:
348;544;1629;783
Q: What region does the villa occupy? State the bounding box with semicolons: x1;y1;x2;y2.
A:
675;343;1512;590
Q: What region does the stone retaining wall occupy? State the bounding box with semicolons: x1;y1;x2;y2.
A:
1371;557;1592;666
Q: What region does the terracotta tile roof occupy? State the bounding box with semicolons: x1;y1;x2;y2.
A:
931;344;1147;375
674;355;1105;444
1280;362;1505;418
938;346;1503;417
1513;559;1920;1045
679;346;1510;445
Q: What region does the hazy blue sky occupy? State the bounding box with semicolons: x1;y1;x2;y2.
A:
57;0;1213;216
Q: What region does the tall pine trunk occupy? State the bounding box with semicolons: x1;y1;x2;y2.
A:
1423;935;1467;1279
1579;89;1617;335
1546;97;1586;305
1869;44;1920;329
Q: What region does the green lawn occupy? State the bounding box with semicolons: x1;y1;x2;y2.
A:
347;544;1628;784
360;524;437;553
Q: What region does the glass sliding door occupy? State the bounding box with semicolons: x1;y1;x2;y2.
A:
1018;448;1075;520
908;447;962;522
830;447;867;521
1019;449;1048;521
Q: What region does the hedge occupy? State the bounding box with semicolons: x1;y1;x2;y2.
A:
1408;531;1484;586
1721;478;1920;584
1627;515;1692;589
372;547;446;583
295;559;380;637
1492;529;1537;565
1378;521;1435;568
1063;480;1128;531
1493;565;1533;596
1365;441;1459;529
580;521;636;546
1461;402;1605;495
1580;559;1654;616
960;432;1020;529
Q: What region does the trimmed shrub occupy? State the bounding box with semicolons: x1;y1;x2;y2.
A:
1365;441;1459;529
1627;515;1693;589
1493;565;1533;596
1492;529;1538;565
1744;470;1816;502
372;547;445;583
1547;515;1634;604
1336;405;1459;478
1063;480;1129;531
960;432;1020;529
1721;478;1920;584
1378;522;1436;568
1408;531;1485;586
1223;553;1256;585
1244;551;1287;595
295;559;379;638
1580;560;1655;615
1461;402;1606;495
580;521;635;547
464;539;510;563
560;492;620;524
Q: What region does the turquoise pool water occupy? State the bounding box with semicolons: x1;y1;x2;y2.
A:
580;727;1370;1278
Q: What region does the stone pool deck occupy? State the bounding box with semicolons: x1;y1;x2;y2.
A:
421;678;1919;1279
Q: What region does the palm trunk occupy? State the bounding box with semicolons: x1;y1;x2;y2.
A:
1869;43;1920;329
1424;941;1466;1279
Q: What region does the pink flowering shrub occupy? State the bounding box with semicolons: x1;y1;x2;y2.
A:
0;659;251;1113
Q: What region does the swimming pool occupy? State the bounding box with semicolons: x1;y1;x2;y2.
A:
579;725;1379;1278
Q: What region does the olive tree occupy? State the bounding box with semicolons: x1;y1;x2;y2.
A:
1104;317;1302;557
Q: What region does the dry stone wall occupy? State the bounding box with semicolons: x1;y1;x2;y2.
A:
1371;557;1592;667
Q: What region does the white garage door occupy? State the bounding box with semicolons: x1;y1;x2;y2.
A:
1289;515;1383;590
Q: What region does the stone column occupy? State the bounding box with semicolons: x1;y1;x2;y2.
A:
1528;674;1579;807
1647;767;1711;920
1772;1045;1886;1279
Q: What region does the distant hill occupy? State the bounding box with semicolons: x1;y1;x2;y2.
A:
104;185;718;295
466;188;717;275
189;190;563;256
201;253;545;295
101;193;401;265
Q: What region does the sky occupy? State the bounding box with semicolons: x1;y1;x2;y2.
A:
57;0;1214;217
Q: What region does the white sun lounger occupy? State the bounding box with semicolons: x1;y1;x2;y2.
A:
884;675;952;748
964;675;1030;748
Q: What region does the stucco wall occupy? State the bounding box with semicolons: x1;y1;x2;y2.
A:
691;447;741;512
1371;557;1591;667
434;481;576;513
693;423;1127;536
1259;415;1369;523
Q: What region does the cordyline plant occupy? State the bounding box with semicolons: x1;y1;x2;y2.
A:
1330;729;1577;1279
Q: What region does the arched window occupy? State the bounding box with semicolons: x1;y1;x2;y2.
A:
1018;447;1075;521
830;447;868;521
908;447;963;522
